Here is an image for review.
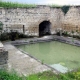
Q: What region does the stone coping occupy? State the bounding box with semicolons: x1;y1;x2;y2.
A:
3;35;80;74
11;35;80;47
53;36;80;47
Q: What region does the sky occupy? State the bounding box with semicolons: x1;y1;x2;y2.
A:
3;0;80;5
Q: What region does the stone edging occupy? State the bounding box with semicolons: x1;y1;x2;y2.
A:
11;35;80;47
10;35;80;73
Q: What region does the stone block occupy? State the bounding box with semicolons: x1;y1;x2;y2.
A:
0;51;8;69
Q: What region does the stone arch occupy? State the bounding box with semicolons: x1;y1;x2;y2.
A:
39;20;51;37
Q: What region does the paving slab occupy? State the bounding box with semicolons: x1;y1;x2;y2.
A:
4;44;50;76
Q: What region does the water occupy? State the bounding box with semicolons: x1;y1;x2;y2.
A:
17;41;80;70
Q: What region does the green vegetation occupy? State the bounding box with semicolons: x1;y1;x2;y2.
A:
28;71;75;80
61;5;70;15
0;70;23;80
0;31;36;41
56;30;80;39
1;70;80;80
0;21;3;40
0;0;70;14
0;32;24;41
50;4;62;8
0;0;36;8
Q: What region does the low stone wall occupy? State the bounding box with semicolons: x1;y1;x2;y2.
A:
53;35;80;47
0;51;8;69
11;35;80;47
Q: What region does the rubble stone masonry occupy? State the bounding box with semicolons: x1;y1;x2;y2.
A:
0;6;80;36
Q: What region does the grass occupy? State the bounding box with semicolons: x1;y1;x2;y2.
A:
50;4;62;8
0;70;23;80
0;0;69;8
0;69;80;80
0;0;36;8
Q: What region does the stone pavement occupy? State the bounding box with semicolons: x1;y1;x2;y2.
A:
4;44;50;76
3;35;80;75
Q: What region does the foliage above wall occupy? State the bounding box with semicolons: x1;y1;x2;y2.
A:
61;5;70;15
50;5;70;15
0;0;36;8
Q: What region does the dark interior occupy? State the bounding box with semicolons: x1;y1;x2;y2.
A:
39;20;51;37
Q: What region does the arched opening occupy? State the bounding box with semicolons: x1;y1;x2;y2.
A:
39;20;51;37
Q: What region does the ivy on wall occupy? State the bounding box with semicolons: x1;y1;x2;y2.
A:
61;5;70;15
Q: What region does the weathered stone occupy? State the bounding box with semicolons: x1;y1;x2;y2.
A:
0;6;80;35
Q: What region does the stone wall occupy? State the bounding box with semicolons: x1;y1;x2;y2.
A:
0;51;8;69
61;6;80;32
0;6;80;36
